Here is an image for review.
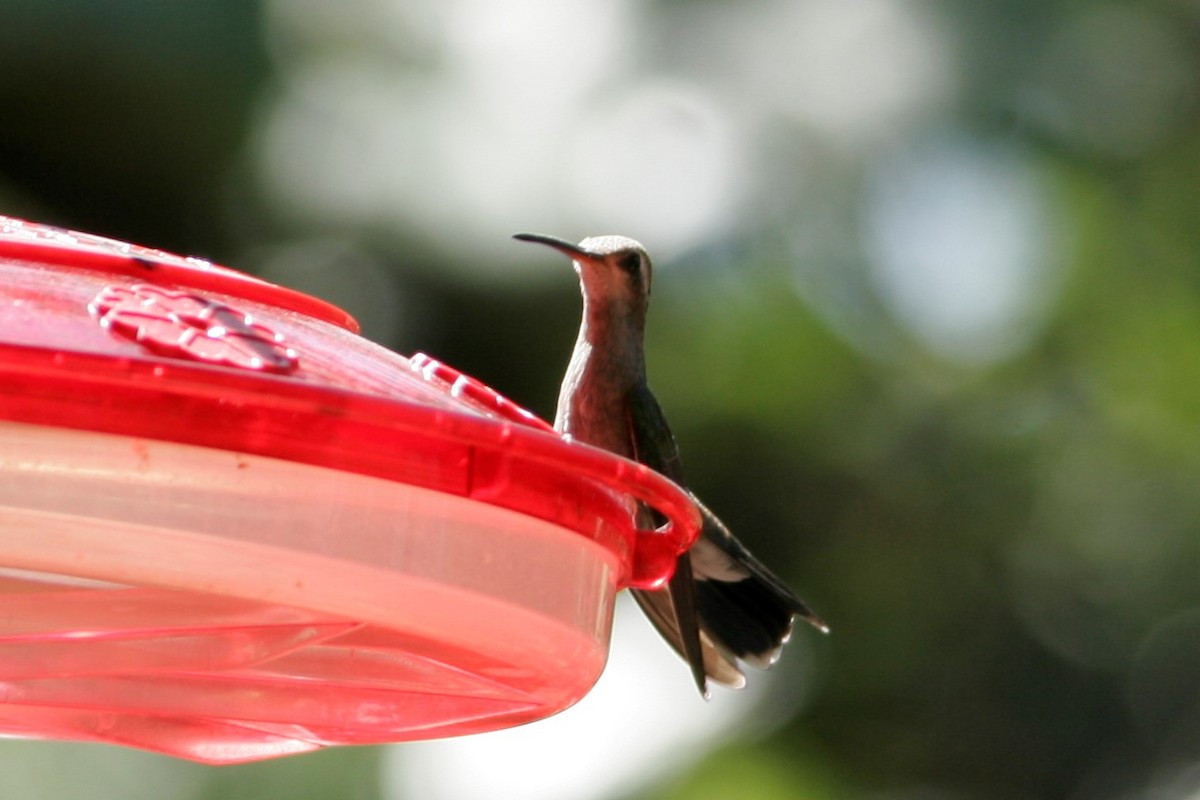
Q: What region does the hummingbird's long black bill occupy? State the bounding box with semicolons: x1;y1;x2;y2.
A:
513;232;593;262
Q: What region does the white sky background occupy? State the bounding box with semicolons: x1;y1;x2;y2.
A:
251;0;1165;370
258;0;954;266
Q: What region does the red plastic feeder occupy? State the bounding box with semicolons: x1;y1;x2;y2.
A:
0;216;701;763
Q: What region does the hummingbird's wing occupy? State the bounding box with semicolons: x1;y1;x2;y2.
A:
690;493;826;627
628;386;827;684
625;383;736;695
630;574;747;690
626;384;686;485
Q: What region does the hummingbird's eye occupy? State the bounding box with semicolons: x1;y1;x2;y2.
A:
618;252;642;275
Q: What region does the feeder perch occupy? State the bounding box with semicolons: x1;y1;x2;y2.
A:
0;216;701;764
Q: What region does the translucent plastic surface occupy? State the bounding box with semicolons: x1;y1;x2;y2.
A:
0;422;615;762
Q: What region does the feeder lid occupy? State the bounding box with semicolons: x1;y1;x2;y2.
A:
0;216;700;763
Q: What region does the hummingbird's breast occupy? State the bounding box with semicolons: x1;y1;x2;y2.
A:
553;336;640;460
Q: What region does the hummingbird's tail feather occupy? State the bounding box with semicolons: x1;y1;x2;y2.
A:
694;574;801;670
679;498;827;674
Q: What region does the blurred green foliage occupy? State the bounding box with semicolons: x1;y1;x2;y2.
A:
3;1;1200;799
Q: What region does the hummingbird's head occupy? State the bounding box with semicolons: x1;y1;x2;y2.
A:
513;232;653;309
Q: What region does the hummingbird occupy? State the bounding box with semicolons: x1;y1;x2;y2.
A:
513;232;827;697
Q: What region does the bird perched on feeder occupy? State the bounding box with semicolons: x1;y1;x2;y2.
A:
513;232;826;697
